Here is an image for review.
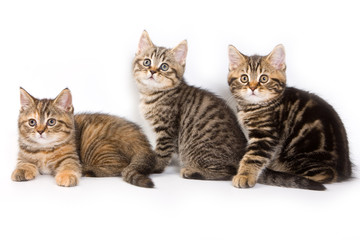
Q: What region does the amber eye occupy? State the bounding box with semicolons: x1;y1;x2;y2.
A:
143;59;151;67
47;118;56;126
240;75;249;83
28;119;37;127
160;63;169;71
259;75;269;83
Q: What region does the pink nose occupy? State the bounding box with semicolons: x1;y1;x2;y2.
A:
150;70;156;75
250;86;257;91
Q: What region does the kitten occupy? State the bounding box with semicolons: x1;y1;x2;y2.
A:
227;44;352;190
11;88;156;188
133;31;247;180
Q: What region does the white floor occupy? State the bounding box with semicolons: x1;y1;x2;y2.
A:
1;163;359;240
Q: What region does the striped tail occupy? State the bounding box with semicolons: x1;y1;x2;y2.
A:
121;166;154;188
258;168;326;191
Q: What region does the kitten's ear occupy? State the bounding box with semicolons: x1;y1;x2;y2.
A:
228;45;246;71
53;88;73;112
137;30;154;55
20;87;35;111
266;44;286;71
171;40;187;66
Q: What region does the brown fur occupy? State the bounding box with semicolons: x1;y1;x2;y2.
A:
133;31;247;180
227;44;352;190
12;88;156;188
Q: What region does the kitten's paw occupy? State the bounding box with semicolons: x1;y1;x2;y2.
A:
232;174;257;188
11;168;37;181
181;168;205;180
55;170;79;187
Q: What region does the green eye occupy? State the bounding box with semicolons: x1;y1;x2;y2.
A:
47;118;56;126
160;63;169;71
240;74;249;83
28;119;37;127
143;59;151;67
259;75;269;83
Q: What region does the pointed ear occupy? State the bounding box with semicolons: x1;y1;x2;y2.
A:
228;45;247;71
20;87;36;111
137;30;154;55
171;40;187;66
266;44;286;71
53;88;73;112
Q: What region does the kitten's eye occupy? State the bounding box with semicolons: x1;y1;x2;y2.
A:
47;118;56;126
28;119;37;127
143;59;151;67
240;75;249;83
259;75;269;83
160;63;169;71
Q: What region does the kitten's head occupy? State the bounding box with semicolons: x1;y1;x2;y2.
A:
18;88;75;149
227;44;286;105
133;30;187;93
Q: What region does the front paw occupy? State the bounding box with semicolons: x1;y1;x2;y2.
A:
11;168;37;182
55;170;79;187
232;174;257;188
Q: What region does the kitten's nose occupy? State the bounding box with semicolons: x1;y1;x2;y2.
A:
250;86;257;91
37;130;44;135
150;70;156;75
36;127;46;135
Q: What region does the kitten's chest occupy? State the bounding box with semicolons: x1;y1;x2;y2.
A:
35;153;53;174
139;95;174;121
23;151;53;174
237;111;250;141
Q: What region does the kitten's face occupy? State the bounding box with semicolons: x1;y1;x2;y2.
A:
133;31;187;93
228;45;287;105
18;88;75;149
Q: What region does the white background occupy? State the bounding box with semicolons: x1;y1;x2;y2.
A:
1;0;359;239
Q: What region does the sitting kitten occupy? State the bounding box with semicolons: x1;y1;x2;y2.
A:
11;88;156;188
133;31;247;180
227;44;352;190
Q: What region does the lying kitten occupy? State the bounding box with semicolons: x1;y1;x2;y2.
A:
227;44;352;190
133;31;247;180
12;88;156;188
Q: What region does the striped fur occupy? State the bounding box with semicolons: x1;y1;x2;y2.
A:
12;88;156;188
227;44;352;190
133;31;247;180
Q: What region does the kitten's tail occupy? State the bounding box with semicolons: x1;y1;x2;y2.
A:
258;168;326;191
121;166;155;188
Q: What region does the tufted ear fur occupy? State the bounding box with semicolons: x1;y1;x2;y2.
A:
20;87;36;111
53;88;73;113
228;45;247;71
137;30;154;55
171;40;188;66
266;44;286;71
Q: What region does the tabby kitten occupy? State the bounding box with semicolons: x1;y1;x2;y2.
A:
133;31;247;180
228;44;352;190
12;88;156;188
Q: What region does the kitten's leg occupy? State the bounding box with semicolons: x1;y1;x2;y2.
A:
287;152;337;183
55;158;81;187
153;133;176;173
233;137;278;188
11;161;38;181
181;166;236;180
181;157;237;180
82;152;128;177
